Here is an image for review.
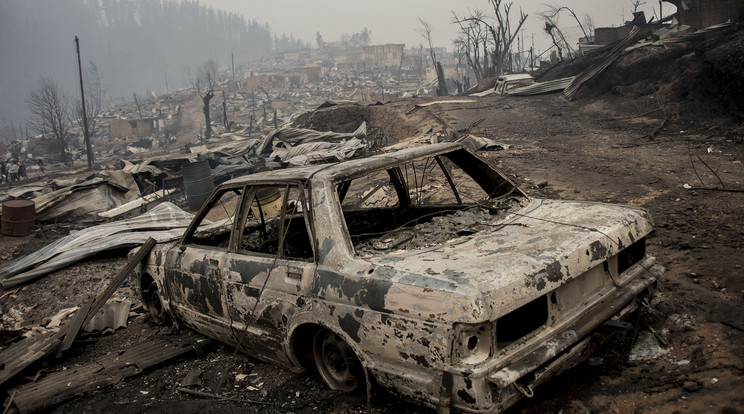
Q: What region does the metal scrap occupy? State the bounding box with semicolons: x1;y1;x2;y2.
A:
256;122;367;155
7;336;201;413
507;76;576;96
0;240;156;390
0;203;191;289
564;26;645;100
30;178;129;222
270;137;367;165
456;135;510;151
82;299;132;333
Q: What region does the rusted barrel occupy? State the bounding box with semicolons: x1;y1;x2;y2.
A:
182;160;214;211
251;188;282;218
1;199;35;236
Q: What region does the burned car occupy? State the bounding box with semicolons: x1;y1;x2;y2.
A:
133;142;662;413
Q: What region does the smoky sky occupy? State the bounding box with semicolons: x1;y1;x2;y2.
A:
201;0;672;49
0;0;675;136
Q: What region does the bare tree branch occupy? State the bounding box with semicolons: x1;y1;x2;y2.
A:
27;78;72;165
452;1;527;78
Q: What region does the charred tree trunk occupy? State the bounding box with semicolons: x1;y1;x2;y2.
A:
436;62;448;96
202;89;214;139
222;90;229;132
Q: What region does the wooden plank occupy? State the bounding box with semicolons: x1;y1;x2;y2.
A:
82;237;156;328
55;297;94;357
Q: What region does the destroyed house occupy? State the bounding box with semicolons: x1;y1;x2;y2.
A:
245;73;289;90
668;0;744;28
108;118;160;139
363;44;405;69
290;66;323;85
594;12;647;45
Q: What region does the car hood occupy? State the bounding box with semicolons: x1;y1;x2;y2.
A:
365;199;654;323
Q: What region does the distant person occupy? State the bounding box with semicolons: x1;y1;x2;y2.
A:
8;160;18;182
38;159;45;175
0;162;5;184
19;160;27;179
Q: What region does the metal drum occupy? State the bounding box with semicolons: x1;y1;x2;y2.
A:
182;160;214;211
251;188;282;218
1;199;35;236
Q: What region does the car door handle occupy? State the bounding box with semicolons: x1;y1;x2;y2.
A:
287;271;302;280
208;259;219;269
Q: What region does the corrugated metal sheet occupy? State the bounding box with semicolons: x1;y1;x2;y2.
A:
564;26;644;100
0;202;193;289
82;300;131;333
0;330;62;388
507;77;575;96
9;337;199;413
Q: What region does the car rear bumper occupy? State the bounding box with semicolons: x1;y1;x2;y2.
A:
443;263;662;413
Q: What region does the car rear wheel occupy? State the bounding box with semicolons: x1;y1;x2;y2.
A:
144;280;168;325
313;328;363;392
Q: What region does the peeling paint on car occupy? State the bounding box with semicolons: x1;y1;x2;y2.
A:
132;143;662;414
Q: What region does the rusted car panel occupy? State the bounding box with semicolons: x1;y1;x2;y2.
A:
132;142;661;413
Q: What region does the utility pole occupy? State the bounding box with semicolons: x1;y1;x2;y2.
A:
531;33;535;70
520;29;525;71
75;35;93;169
231;51;235;83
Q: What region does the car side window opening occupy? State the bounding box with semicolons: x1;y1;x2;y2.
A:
338;154;527;256
183;188;242;248
237;184;315;261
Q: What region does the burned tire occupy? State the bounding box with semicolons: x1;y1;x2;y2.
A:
313;328;363;392
144;280;168;325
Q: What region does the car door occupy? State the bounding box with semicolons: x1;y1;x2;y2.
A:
163;186;242;338
222;183;316;365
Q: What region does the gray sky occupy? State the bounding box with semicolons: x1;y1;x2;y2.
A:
200;0;671;54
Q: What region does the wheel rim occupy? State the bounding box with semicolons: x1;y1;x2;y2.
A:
313;329;360;392
145;281;167;325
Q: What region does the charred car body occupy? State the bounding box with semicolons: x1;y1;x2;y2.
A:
133;142;662;413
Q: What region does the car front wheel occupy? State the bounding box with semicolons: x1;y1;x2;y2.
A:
313;328;363;392
144;280;168;325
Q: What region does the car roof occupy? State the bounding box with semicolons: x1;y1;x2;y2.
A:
220;142;466;187
497;73;534;81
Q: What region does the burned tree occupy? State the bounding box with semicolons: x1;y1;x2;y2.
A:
542;6;593;46
452;9;490;80
452;0;528;79
417;17;447;96
195;60;217;140
27;78;72;165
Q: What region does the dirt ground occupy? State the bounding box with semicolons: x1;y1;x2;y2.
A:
2;80;744;412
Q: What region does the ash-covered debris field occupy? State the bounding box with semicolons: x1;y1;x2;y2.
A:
1;5;744;414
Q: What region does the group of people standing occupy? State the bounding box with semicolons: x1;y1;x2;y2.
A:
1;159;42;184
